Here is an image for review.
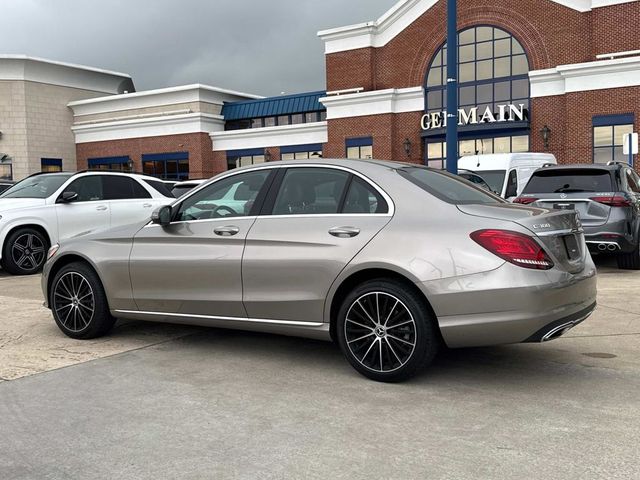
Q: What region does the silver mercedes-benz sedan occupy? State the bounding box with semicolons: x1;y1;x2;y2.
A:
42;160;597;382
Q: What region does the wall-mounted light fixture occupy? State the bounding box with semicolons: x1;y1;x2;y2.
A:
540;125;551;150
127;159;134;171
403;138;412;157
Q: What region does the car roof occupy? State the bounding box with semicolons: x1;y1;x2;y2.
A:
173;179;207;187
25;170;162;181
532;163;623;172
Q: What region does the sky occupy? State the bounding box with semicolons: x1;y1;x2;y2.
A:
2;0;397;96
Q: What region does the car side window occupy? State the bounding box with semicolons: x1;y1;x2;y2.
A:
103;176;151;200
63;176;103;202
175;170;270;222
272;168;349;215
625;170;640;193
343;177;388;214
505;169;518;198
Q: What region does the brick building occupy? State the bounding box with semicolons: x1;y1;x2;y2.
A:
317;0;640;170
9;0;640;180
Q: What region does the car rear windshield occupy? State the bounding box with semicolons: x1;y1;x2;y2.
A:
171;184;204;198
0;173;73;199
398;167;504;205
143;179;174;197
523;169;613;194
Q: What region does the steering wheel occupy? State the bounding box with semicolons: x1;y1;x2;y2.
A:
212;205;238;217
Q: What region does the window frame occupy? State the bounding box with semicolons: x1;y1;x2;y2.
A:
141;152;189;180
59;174;105;203
592;114;635;165
170;168;277;223
41;158;63;173
259;165;392;217
102;175;152;201
424;25;531;167
345;137;374;160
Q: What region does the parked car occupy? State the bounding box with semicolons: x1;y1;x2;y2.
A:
43;160;596;382
0;181;15;194
161;180;178;192
458;169;493;193
171;179;206;198
0;171;173;275
458;153;557;200
514;162;640;269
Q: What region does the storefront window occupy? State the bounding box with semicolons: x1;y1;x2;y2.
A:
88;156;132;172
226;149;266;170
425;26;530;116
427;135;529;169
281;150;323;161
0;158;13;180
593;115;634;164
141;153;189;180
424;26;531;168
41;158;63;173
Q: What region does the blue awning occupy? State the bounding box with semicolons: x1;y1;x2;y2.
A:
222;91;326;121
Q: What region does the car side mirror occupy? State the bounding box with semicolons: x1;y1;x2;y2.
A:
151;205;172;226
58;191;78;203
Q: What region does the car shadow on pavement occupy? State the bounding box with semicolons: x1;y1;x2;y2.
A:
148;325;602;390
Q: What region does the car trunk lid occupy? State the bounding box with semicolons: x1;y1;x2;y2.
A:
457;203;586;274
519;193;613;227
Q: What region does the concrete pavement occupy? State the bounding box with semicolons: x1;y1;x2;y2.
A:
0;257;639;479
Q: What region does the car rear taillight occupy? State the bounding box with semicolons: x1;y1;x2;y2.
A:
513;197;538;205
589;195;631;207
470;229;554;270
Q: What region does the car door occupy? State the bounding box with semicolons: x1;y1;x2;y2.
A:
505;169;518;200
104;175;164;227
128;168;274;317
55;175;110;241
242;166;393;323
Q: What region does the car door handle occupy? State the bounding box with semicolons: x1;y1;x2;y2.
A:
143;203;153;208
96;205;108;211
214;226;240;237
329;226;360;238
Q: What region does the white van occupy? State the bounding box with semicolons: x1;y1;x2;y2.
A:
458;153;557;200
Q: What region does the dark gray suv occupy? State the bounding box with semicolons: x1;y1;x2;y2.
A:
515;163;640;269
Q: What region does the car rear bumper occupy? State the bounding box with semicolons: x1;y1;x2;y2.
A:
422;259;597;348
585;233;635;253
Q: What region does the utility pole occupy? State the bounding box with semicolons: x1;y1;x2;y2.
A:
445;0;458;174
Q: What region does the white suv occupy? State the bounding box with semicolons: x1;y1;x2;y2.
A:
0;171;173;275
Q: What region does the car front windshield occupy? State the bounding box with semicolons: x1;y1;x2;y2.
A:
0;174;73;199
399;167;504;205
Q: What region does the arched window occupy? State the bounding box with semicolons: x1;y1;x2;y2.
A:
424;26;531;168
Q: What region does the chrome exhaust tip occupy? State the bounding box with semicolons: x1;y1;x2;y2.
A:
598;243;607;251
607;244;619;251
541;322;575;342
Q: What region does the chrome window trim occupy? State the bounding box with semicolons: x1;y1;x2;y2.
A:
142;216;259;228
160;163;395;226
114;309;325;328
276;163;395;217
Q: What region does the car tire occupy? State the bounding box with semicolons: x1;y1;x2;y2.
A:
336;279;439;382
617;243;640;270
50;261;116;339
1;228;49;275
